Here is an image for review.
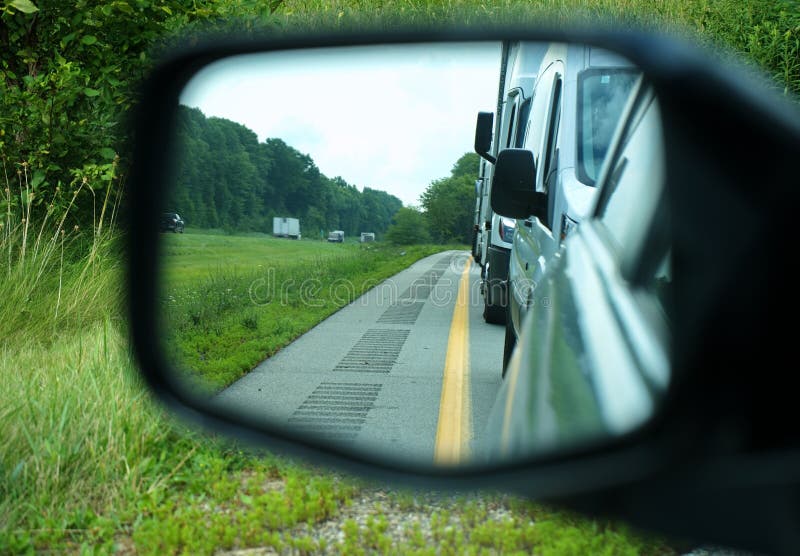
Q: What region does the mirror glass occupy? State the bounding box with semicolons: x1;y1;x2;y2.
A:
158;41;670;468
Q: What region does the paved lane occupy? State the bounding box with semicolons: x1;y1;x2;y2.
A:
214;250;505;466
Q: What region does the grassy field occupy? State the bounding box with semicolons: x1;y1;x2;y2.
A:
0;230;674;554
2;0;798;553
160;230;455;390
161;228;372;288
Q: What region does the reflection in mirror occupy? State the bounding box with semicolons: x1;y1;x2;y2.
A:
159;41;669;469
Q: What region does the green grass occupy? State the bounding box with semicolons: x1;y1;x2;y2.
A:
161;228;365;288
0;313;673;554
0;220;672;553
0;318;353;553
161;230;453;390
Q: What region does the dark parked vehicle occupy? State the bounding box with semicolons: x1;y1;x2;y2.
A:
160;212;185;233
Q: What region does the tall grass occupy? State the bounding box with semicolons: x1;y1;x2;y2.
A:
0;156;123;346
276;0;800;98
0;155;143;551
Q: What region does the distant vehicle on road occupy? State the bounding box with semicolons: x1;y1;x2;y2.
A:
328;230;345;243
273;217;301;239
160;212;185;233
360;232;375;243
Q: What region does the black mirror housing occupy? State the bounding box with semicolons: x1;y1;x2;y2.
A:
127;28;800;556
490;148;546;220
474;111;496;163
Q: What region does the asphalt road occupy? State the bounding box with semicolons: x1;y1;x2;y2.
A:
214;250;504;466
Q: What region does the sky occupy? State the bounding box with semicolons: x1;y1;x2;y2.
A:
179;42;501;206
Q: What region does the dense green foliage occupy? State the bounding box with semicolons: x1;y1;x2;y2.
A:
385;206;432;245
420;152;479;244
383;152;479;246
170;106;403;237
0;0;275;226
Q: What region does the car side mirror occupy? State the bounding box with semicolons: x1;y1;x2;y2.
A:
490;148;546;220
474;111;495;163
127;29;800;556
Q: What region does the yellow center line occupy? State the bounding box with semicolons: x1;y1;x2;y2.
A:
434;257;472;466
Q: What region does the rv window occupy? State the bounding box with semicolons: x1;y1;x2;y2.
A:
515;98;532;148
577;69;639;185
505;103;518;148
542;78;562;191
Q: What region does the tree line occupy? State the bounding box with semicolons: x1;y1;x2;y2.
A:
169;106;403;239
170;105;482;245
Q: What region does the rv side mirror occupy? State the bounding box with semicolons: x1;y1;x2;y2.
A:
490;149;547;220
474;111;496;164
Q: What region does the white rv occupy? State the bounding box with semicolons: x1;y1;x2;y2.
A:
273;217;301;239
474;41;548;324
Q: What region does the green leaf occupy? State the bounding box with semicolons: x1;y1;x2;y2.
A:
60;33;76;48
9;0;39;14
84;88;100;97
81;35;98;46
114;1;134;15
99;147;116;160
31;170;45;188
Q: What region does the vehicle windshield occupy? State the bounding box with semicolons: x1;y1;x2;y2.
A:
577;69;639;185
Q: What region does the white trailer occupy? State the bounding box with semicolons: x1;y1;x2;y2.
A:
273;217;301;239
474;41;548;323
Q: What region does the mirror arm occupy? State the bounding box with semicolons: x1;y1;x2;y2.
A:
523;191;548;220
474;111;496;164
